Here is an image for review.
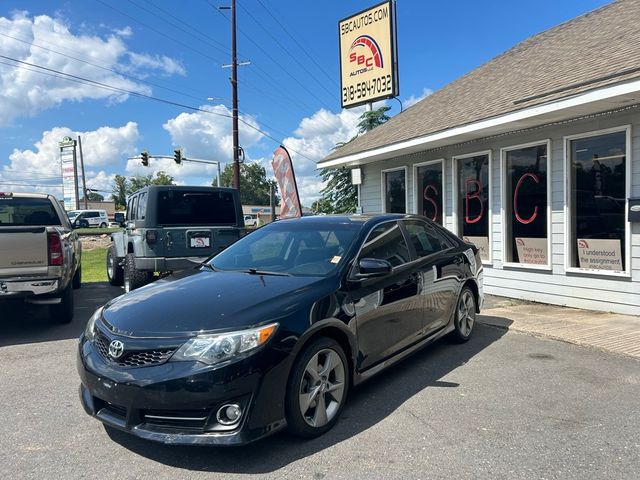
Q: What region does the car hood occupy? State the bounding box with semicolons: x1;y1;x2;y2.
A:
101;269;332;337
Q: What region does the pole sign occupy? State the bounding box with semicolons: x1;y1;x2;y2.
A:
271;145;302;218
338;0;399;108
59;136;77;211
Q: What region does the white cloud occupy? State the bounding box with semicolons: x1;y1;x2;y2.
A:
404;88;434;109
0;12;184;125
0;122;139;197
113;26;132;38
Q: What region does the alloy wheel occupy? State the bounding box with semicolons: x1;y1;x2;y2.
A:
298;348;346;428
457;289;475;337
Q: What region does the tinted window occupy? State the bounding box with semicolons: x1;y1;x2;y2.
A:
404;220;453;256
211;221;360;276
87;212;99;218
0;198;61;226
457;154;489;261
157;190;238;226
384;170;406;213
359;222;410;267
130;196;138;220
138;193;147;220
416;162;443;224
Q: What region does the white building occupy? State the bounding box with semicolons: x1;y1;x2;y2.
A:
319;0;640;315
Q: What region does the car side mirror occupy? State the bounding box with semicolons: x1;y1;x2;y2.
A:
353;258;392;279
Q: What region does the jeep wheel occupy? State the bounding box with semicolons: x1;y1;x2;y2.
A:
50;282;74;324
106;246;124;286
123;253;151;292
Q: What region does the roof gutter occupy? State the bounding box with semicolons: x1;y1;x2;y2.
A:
317;78;640;169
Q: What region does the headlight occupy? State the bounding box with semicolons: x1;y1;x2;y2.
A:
171;323;278;366
84;307;103;341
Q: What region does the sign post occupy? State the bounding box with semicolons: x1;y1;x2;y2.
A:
59;136;79;211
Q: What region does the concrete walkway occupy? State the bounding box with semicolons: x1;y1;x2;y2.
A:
479;295;640;359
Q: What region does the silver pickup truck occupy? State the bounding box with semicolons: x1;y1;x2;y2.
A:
0;192;81;323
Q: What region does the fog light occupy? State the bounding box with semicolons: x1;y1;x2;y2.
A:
216;403;242;425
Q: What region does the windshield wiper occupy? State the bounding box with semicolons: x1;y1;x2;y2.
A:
244;268;291;277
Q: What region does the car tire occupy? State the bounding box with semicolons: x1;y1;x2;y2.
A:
50;282;74;324
72;265;82;289
123;253;150;292
99;222;107;228
450;286;476;343
106;246;124;286
285;337;349;439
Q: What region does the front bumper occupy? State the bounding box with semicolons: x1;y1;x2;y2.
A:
77;335;289;446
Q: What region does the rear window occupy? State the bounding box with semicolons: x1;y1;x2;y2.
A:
156;190;238;226
0;198;61;226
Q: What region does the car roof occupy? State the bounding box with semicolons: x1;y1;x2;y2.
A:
277;213;425;228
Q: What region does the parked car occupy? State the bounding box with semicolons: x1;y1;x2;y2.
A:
78;214;483;445
0;192;81;323
107;185;245;292
68;209;109;228
243;214;258;227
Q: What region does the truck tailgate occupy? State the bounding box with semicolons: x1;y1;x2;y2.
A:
0;226;49;276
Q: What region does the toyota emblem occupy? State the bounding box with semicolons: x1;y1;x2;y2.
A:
108;340;125;359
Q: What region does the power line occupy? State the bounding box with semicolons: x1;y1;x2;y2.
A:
0;55;316;163
0;30;216;103
256;0;335;85
94;0;225;64
236;1;335;99
210;2;334;111
127;0;231;56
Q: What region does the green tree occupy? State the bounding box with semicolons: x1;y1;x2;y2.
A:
216;162;279;206
318;106;391;213
81;191;104;202
111;174;128;209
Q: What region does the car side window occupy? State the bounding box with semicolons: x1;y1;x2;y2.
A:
403;220;454;257
359;222;410;267
138;193;147;220
130;196;138;221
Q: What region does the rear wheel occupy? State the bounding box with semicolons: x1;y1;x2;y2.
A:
123;253;151;292
450;286;476;343
50;282;74;324
285;337;349;438
106;246;123;286
99;222;107;228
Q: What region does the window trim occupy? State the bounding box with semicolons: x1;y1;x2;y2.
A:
380;166;408;214
500;139;552;271
452;150;493;264
352;219;414;273
563;125;632;278
412;158;445;224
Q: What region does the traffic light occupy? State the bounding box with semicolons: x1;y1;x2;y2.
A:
174;148;182;164
141;151;149;166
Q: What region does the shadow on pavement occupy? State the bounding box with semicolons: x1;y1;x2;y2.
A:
105;320;511;474
0;282;122;347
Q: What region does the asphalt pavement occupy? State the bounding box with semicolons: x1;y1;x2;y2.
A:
1;284;639;479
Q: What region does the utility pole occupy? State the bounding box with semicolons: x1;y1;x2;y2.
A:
230;0;240;194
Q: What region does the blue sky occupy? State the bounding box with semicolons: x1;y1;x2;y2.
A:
0;0;610;205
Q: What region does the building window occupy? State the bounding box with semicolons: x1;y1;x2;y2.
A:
382;168;406;213
503;142;549;266
414;161;443;224
455;153;490;261
568;128;628;272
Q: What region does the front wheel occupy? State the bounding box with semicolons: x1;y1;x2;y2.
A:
285;337;349;438
450;286;476;343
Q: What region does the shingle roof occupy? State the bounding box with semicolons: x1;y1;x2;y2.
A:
322;0;640;163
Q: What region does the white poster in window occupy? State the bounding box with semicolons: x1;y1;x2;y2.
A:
577;238;623;271
463;236;489;261
515;237;548;265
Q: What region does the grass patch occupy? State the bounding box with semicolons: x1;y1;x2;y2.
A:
82;246;108;283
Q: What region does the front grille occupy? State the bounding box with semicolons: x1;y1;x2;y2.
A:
143;408;212;431
93;334;176;368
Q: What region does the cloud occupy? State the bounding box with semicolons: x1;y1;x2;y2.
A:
0;122;139;197
113;26;132;37
404;88;434;109
0;12;184;125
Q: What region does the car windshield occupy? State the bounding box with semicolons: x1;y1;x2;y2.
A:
210;220;362;277
67;210;80;219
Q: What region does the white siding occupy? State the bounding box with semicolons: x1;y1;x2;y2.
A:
359;109;640;315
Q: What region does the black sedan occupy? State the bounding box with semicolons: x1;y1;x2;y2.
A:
77;214;483;445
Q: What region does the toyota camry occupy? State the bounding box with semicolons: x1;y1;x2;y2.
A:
77;214;483;445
